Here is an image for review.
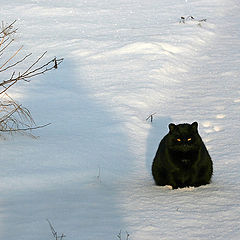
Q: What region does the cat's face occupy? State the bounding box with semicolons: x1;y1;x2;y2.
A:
167;122;200;152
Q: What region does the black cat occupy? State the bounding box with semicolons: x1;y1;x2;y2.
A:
152;122;213;189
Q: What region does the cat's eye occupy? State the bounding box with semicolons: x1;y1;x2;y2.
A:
187;138;192;141
177;138;181;142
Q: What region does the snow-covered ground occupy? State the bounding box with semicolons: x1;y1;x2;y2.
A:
0;0;240;239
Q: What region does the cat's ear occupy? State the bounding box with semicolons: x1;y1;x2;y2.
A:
169;123;176;133
191;122;198;132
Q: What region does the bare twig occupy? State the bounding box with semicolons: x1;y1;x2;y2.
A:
179;15;207;24
0;80;17;95
47;219;66;240
0;53;64;87
0;123;51;132
117;230;130;240
0;38;14;53
125;231;130;240
0;45;23;70
22;51;47;75
23;56;64;79
0;53;32;72
146;112;156;123
117;230;122;240
0;20;17;36
0;94;36;133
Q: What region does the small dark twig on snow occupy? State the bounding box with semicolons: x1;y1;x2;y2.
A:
47;219;66;240
146;112;156;123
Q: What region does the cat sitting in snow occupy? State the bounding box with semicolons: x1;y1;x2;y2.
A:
152;122;213;189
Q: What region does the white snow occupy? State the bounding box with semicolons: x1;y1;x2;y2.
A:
0;0;240;239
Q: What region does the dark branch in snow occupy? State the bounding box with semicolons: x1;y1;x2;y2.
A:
179;15;207;24
117;230;130;240
47;219;66;240
146;112;157;123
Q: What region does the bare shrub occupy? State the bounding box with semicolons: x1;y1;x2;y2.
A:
0;20;63;136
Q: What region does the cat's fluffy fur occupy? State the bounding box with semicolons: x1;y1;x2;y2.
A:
152;122;213;189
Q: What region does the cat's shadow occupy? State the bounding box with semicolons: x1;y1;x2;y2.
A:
145;116;172;176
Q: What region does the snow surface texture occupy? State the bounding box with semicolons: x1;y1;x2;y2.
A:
1;0;240;239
